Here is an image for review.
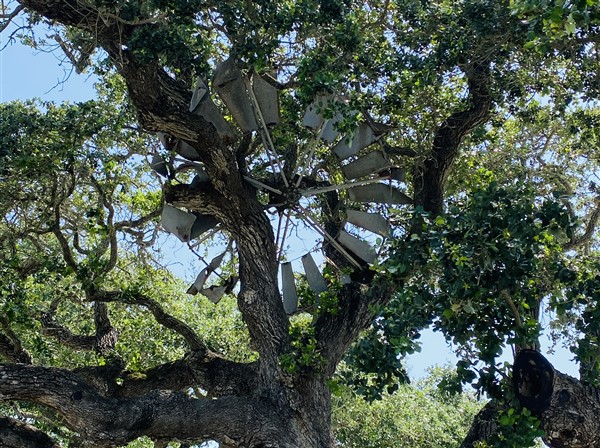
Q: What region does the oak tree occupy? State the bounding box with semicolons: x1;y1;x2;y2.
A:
1;1;600;447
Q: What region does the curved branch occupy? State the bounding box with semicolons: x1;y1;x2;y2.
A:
0;364;287;447
89;175;118;273
72;351;258;399
40;312;97;351
91;290;205;352
0;315;31;364
564;196;600;251
413;62;492;215
0;4;25;33
39;298;117;355
0;416;58;448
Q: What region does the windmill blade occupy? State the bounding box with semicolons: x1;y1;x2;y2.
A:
332;122;378;160
301;253;328;295
346;209;390;237
150;152;169;177
187;268;209;295
190;214;219;240
174;140;201;161
321;115;342;143
303;94;330;130
295;206;362;269
201;285;228;304
214;57;258;132
389;167;406;182
161;204;197;242
252;73;280;127
175;161;208;176
347;184;412;205
189;78;238;141
338;230;377;264
281;262;298;315
157;132;170;148
208;249;228;272
342;150;392;179
189;78;209;112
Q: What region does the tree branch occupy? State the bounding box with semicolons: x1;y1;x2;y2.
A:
0;4;24;33
40;311;97;352
90;290;205;352
0;364;287;447
0;315;31;364
71;350;258;399
413;62;492;215
564;196;600;251
0;416;58;448
315;281;397;375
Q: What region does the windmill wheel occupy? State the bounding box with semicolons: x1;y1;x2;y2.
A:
153;60;412;314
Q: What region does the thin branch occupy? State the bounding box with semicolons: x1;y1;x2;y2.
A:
0;4;24;33
413;62;492;215
114;208;162;230
0;315;32;364
563;196;600;251
91;290;205;352
89;175;118;273
500;289;522;328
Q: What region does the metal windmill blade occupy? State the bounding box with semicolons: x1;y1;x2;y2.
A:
188;247;229;295
189;77;238;142
302;93;359;144
332;122;378;160
173;140;201;161
337;230;377;264
303;94;331;130
187;269;209;295
200;284;228;304
251;72;280;127
190;214;219;240
321;114;343;143
346;209;390;237
341;151;392;179
301;253;328;295
281;262;298;315
347;184;412;205
161;204;197;242
214;58;258;133
150;152;169;177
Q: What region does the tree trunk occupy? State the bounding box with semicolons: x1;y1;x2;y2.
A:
462;368;600;448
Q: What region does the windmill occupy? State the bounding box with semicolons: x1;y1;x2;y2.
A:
153;57;411;312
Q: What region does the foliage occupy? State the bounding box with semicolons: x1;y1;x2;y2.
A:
2;0;600;446
333;366;483;448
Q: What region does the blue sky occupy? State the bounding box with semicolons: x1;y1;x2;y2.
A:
0;33;581;381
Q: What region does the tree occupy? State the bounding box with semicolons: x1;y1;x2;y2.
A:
333;367;483;448
1;0;600;447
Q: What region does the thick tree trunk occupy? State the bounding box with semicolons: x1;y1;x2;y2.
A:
462;369;600;448
0;363;335;448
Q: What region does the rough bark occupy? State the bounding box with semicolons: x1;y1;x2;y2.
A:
462;368;600;448
413;62;492;216
0;364;292;447
542;371;600;448
0;417;59;448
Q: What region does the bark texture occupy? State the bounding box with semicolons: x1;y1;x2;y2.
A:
462;366;600;448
